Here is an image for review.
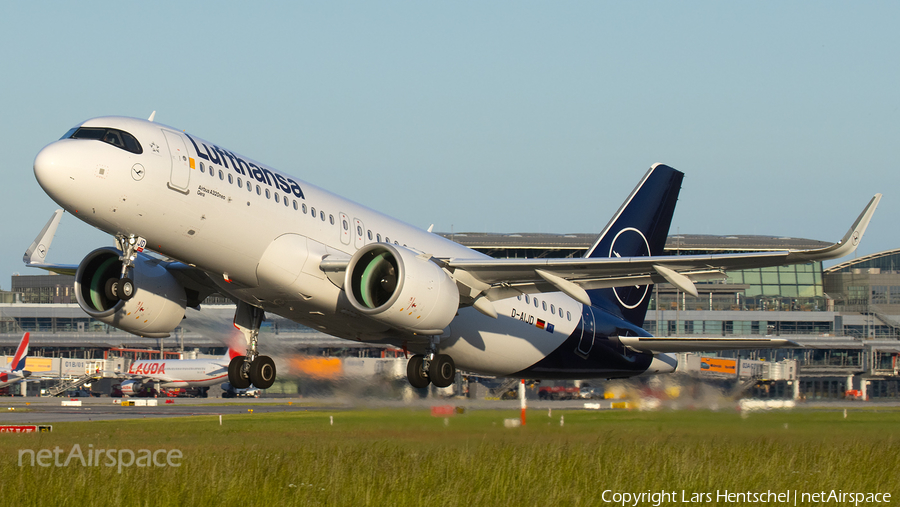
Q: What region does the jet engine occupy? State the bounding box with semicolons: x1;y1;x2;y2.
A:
345;243;459;334
74;247;187;338
119;379;143;397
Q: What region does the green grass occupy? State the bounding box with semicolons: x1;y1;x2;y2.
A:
1;408;899;506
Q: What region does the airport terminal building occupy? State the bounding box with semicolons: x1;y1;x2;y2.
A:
3;233;900;399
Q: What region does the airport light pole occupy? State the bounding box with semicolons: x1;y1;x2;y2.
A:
519;379;526;426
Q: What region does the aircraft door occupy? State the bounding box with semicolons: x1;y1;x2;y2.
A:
339;213;351;245
162;130;191;194
575;305;596;358
353;218;365;249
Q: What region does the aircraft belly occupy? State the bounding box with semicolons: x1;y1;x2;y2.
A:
441;305;571;376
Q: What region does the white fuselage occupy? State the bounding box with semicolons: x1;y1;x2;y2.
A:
34;116;658;378
126;357;228;388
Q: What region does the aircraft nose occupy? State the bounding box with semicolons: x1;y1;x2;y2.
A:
33;141;75;203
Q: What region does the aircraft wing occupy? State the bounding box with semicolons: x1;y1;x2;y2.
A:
613;336;801;354
23;209;78;275
441;194;880;305
113;372;158;383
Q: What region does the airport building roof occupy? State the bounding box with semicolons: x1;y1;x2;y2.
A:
824;248;900;274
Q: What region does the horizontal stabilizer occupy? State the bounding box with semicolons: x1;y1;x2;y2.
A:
616;336;801;354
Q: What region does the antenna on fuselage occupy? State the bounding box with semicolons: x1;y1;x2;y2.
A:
148;111;156;122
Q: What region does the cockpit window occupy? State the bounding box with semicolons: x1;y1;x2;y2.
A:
68;127;143;154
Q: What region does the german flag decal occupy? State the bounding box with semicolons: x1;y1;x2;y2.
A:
535;319;555;333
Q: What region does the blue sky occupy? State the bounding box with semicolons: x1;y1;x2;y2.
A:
1;3;898;286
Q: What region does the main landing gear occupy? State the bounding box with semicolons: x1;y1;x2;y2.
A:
228;303;277;390
407;349;456;389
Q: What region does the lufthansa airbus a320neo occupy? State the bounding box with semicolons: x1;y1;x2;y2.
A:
25;114;881;390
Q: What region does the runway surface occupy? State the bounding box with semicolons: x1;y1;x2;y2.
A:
0;397;339;423
0;396;897;424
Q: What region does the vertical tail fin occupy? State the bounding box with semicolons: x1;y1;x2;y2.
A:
10;332;30;371
222;346;242;362
585;164;683;327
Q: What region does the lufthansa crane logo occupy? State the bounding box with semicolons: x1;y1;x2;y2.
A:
609;227;651;310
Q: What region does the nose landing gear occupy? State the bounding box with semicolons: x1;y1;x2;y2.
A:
106;234;143;302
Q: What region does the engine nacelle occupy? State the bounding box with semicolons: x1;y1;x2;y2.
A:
345;243;459;334
119;379;143;397
74;247;187;338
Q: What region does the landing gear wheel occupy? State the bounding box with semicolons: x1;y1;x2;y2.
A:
429;354;456;388
406;355;430;388
249;355;277;389
104;279;120;300
228;355;251;389
118;278;135;301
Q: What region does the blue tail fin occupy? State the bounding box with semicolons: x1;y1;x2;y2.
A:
585;164;683;328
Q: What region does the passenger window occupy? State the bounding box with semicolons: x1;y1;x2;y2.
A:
517;295;522;301
293;200;298;210
329;214;335;225
200;162;205;174
525;295;530;304
209;168;214;178
566;311;571;321
246;181;252;191
376;234;381;242
284;198;289;207
559;308;563;318
534;298;539;308
550;304;555;314
237;177;242;187
357;225;362;236
302;204;308;214
311;207;316;217
256;185;261;195
219;170;224;180
343;220;349;230
320;211;325;221
542;301;547;311
385;237;390;243
274;192;279;203
228;174;233;184
265;189;271;199
367;230;373;240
